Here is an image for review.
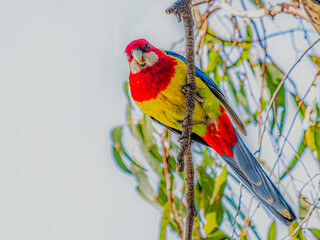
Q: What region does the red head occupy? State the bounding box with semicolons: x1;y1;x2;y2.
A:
125;39;177;102
125;39;162;74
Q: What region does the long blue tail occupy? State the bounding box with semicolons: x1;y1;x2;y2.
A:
220;133;296;225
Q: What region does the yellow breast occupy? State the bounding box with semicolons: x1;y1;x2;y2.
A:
135;58;204;136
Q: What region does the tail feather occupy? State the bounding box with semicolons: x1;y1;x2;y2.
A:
220;133;296;226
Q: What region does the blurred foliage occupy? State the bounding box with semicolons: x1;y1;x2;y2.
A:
112;0;320;239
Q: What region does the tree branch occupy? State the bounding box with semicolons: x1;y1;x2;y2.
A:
166;0;197;239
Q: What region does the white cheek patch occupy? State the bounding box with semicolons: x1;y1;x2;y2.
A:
129;60;142;74
129;51;159;74
144;51;159;67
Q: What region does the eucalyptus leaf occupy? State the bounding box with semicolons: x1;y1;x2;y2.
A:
160;202;171;240
267;221;276;240
309;228;320;239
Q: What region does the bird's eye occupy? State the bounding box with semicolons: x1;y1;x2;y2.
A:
143;42;150;51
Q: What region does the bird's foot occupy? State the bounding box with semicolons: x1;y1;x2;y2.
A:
181;84;204;103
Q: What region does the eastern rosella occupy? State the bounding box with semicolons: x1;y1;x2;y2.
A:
125;39;296;225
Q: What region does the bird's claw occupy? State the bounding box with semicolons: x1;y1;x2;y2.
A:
195;94;205;103
181;84;204;103
182;84;198;92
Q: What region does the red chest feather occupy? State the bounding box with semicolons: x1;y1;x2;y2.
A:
129;55;177;102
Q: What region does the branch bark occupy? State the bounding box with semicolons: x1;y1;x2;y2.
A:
166;1;197;239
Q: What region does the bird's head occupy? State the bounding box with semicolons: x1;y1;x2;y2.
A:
125;39;161;74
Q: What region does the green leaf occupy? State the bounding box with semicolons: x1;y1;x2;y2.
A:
111;127;144;174
309;228;320;239
133;114;165;176
246;25;253;42
133;165;157;203
267;221;276;240
200;228;230;239
315;126;320;160
211;167;228;203
124;82;132;108
113;147;131;174
263;63;285;133
160;202;171;240
304;125;320;160
142;114;154;145
204;167;228;234
111;127;123;146
205;49;223;74
111;127;131;174
250;0;265;7
289;221;305;240
204;211;220;234
310;55;320;68
299;195;310;220
305;126;317;152
292;93;307;119
202;149;214;166
197;166;215;197
168;220;180;235
158;177;168;206
143;144;163;175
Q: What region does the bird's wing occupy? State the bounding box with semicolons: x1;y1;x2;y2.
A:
164;51;246;135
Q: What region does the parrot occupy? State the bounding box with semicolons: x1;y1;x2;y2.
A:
125;39;296;225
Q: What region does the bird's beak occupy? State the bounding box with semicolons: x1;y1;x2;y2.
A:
131;48;144;65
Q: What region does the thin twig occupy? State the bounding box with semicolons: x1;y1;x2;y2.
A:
191;0;211;7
